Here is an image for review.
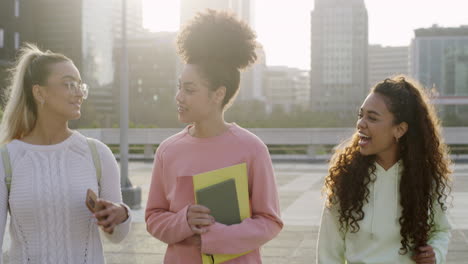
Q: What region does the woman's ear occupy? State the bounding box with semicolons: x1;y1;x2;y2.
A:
214;86;227;105
32;84;45;105
395;121;408;140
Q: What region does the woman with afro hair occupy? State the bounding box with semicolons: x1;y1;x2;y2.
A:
145;9;283;264
317;76;452;264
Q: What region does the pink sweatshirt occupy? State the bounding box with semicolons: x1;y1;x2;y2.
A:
145;124;283;264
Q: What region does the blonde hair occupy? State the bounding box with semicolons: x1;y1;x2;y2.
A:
0;43;71;144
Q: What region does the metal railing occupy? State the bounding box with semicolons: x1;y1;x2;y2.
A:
78;127;468;161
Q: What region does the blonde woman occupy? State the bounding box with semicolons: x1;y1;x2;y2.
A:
0;44;131;263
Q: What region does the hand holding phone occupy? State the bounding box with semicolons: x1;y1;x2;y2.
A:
85;189;106;220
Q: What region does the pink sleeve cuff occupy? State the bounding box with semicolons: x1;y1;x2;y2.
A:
200;222;227;254
177;204;195;239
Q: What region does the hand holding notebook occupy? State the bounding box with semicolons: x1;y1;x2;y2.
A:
193;163;251;264
187;204;215;234
195;178;241;226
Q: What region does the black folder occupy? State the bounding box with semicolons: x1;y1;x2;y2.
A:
195;178;241;225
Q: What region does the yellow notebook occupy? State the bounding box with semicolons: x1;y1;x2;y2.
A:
193;163;251;264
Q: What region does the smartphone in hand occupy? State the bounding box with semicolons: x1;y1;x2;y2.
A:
86;189;105;220
86;189;115;234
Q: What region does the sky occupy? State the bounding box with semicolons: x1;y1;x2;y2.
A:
142;0;468;70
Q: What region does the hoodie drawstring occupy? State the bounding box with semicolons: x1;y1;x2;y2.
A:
371;161;401;240
371;172;376;239
395;162;400;224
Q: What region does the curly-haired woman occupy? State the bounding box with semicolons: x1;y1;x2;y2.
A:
317;76;452;264
145;10;283;264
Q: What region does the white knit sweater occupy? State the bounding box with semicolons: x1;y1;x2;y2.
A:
0;131;132;264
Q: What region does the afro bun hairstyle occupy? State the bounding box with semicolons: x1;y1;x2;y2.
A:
177;9;257;70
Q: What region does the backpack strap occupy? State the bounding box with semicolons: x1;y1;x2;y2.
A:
0;145;12;195
86;138;102;194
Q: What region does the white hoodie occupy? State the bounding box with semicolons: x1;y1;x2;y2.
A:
317;160;451;264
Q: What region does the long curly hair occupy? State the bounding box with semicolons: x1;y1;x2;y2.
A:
176;9;257;108
324;76;452;254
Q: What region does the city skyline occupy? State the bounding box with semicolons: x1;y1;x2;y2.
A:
309;0;368;113
142;0;468;70
1;0;467;129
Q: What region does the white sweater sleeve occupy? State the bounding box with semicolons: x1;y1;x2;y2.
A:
0;150;9;264
316;203;346;264
427;202;451;264
95;140;132;243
